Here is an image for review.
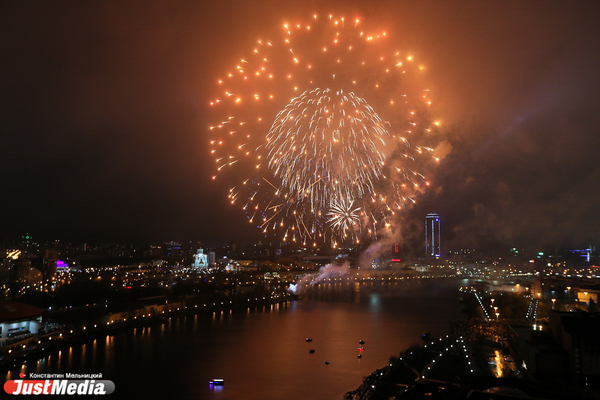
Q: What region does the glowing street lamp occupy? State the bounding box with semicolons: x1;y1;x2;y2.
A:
552;298;556;309
495;312;500;320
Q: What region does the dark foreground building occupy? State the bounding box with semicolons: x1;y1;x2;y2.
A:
0;301;45;345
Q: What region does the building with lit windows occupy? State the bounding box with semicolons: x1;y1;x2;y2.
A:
425;213;441;258
193;249;209;268
0;301;45;343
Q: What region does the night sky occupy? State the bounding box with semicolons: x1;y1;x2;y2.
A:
2;0;600;250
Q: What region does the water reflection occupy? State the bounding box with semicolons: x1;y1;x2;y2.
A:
4;279;464;400
369;293;381;313
209;383;224;398
92;339;98;367
492;350;503;377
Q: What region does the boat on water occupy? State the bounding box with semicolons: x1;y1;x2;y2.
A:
210;379;224;385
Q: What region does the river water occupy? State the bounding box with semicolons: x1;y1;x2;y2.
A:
5;278;465;399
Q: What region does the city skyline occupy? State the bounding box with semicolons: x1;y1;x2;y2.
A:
1;1;600;251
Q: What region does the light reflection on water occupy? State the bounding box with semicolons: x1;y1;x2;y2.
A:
3;279;464;400
369;293;381;313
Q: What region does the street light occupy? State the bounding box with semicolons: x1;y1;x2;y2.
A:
552;298;556;309
495;312;500;320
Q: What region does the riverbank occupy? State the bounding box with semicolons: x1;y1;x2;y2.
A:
2;277;467;400
345;287;600;400
344;333;473;399
0;292;295;373
344;326;573;400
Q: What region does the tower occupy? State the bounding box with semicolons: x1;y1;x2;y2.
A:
425;213;441;258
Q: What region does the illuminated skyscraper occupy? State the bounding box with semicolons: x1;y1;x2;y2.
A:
425;213;441;258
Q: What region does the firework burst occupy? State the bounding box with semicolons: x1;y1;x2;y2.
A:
327;196;362;238
209;14;439;247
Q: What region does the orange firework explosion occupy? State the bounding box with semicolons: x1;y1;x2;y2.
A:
209;14;439;248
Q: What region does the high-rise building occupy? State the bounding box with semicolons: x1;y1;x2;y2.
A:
425;213;441;258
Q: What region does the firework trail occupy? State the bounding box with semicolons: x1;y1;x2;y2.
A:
288;261;351;296
209;14;440;247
